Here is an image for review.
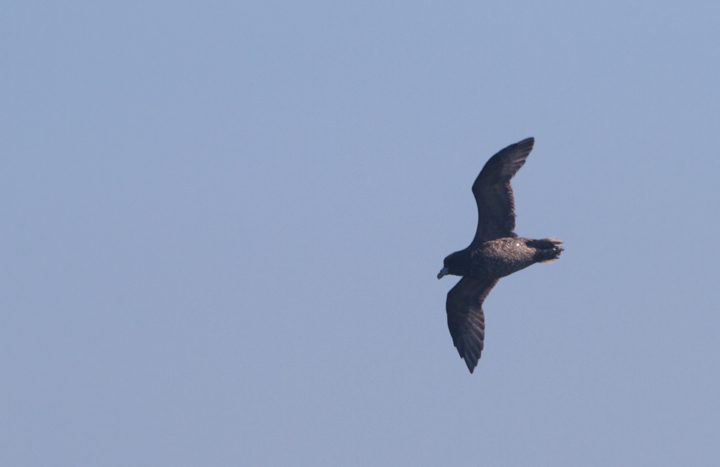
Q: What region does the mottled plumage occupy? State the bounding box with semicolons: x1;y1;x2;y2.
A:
438;138;563;373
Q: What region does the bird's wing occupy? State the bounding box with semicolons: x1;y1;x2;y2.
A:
470;137;534;245
446;276;499;373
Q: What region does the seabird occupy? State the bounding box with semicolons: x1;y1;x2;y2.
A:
438;137;563;373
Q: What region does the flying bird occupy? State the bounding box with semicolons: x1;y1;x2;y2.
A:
438;137;563;373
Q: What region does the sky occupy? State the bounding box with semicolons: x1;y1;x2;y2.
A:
2;1;719;466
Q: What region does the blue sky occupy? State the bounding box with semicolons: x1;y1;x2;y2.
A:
2;1;719;465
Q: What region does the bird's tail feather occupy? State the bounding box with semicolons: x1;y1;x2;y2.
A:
529;238;563;263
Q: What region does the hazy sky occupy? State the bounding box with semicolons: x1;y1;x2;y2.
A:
2;1;719;466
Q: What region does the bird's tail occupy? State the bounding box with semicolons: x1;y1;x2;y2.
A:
529;238;564;263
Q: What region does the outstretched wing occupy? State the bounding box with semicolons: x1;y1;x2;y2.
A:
471;137;534;245
446;276;499;373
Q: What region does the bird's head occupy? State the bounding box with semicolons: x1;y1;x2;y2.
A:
438;250;471;279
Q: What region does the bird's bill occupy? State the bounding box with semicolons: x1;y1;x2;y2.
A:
437;267;449;279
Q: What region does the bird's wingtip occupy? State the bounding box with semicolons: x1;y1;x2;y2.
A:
464;356;478;373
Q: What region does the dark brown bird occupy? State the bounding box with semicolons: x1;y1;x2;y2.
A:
438;137;563;373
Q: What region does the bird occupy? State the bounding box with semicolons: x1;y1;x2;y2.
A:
437;137;563;373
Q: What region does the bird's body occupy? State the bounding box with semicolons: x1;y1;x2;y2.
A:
438;137;562;373
460;237;562;279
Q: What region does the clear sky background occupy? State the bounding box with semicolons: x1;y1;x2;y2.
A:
2;1;719;466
